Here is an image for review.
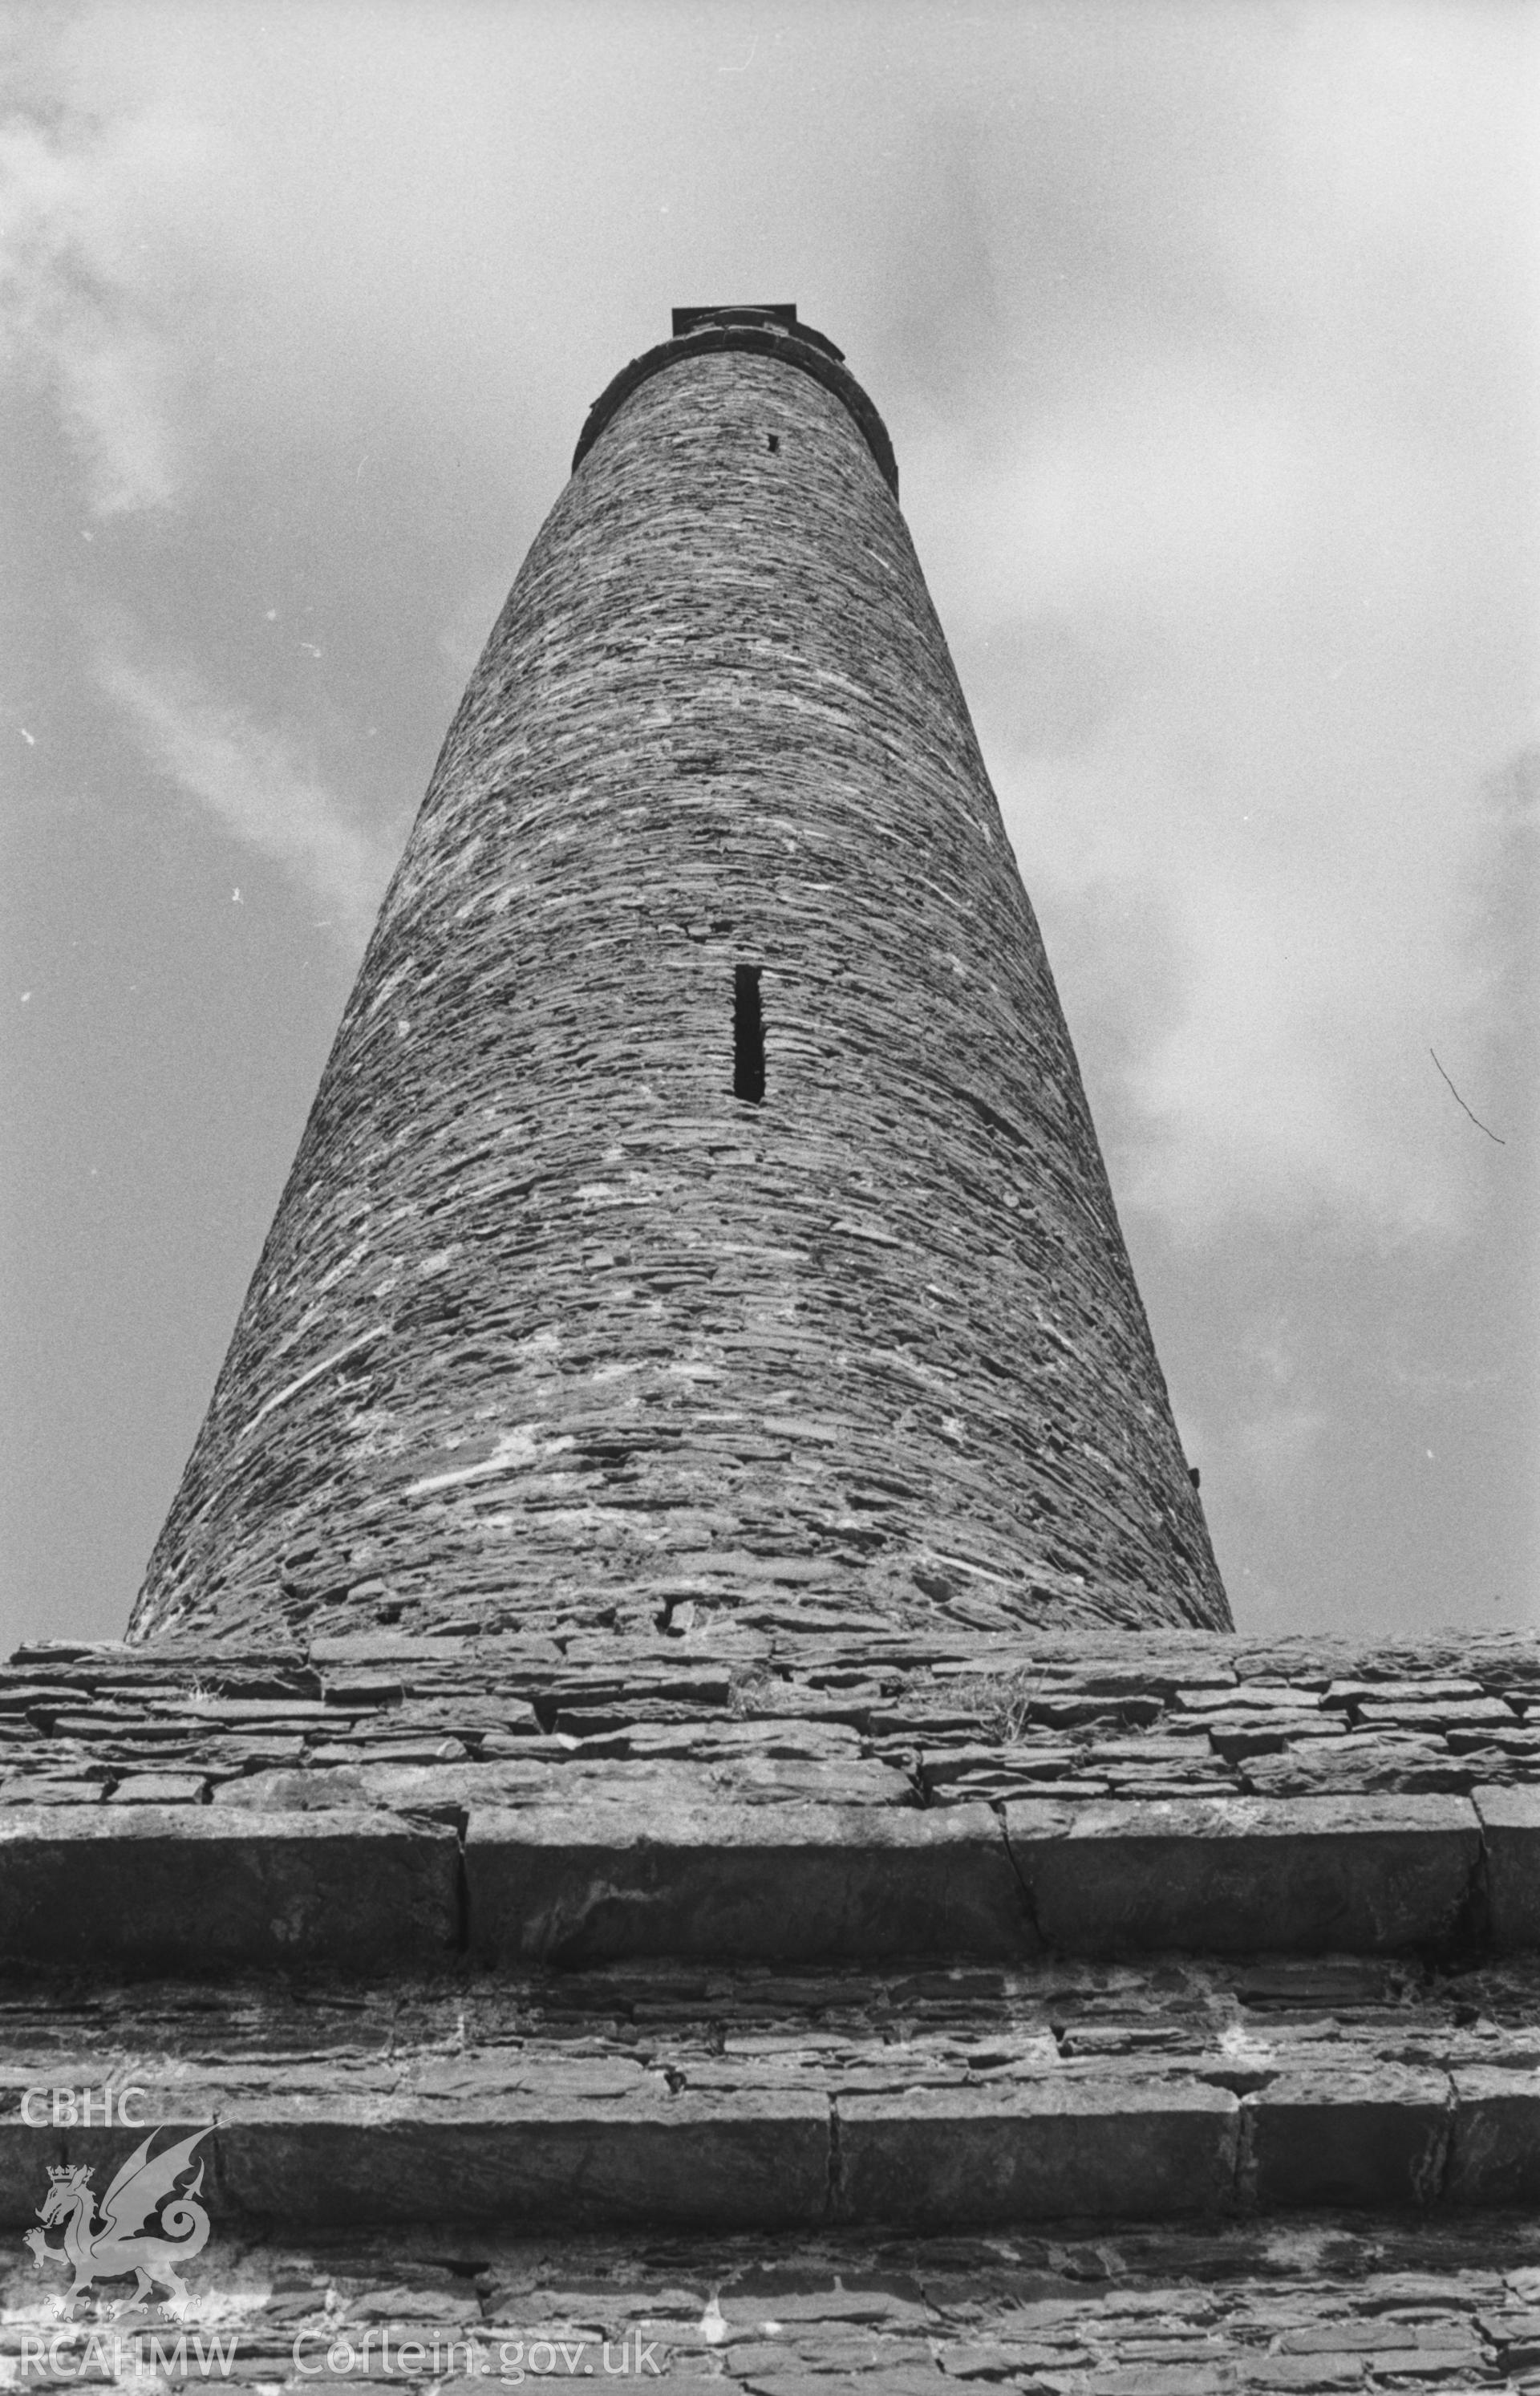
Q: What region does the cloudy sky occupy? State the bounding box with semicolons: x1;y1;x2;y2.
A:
2;0;1535;1654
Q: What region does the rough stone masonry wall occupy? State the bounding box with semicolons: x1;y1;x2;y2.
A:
6;1628;1535;1818
131;341;1224;1648
6;2217;1540;2393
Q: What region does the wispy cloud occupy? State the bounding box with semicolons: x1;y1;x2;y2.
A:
9;2;1525;1249
894;17;1533;1246
100;653;397;950
0;107;214;514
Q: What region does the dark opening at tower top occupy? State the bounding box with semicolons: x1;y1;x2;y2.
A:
734;965;765;1105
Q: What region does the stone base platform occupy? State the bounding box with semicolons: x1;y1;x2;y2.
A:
2;1625;1535;2293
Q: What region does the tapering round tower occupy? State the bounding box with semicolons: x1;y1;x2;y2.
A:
131;307;1230;1646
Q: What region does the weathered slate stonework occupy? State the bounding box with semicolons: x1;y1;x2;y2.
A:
130;313;1224;1646
4;1628;1536;1972
28;313;1529;2367
6;1628;1534;2252
6;1628;1534;1818
6;2218;1540;2391
6;1945;1540;2228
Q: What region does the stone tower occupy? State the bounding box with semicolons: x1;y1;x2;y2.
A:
5;306;1535;2374
130;305;1227;1647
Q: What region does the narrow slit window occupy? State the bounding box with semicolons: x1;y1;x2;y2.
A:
734;965;765;1103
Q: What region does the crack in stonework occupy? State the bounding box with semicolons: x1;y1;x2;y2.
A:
824;2094;845;2224
1415;2082;1459;2210
991;1800;1045;1947
1455;1819;1494;1953
1232;2095;1258;2214
452;1814;471;1954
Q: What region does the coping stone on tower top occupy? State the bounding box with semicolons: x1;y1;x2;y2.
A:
572;302;901;496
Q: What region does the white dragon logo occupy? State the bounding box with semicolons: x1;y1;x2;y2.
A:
23;2129;211;2319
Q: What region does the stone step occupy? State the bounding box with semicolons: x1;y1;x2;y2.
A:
4;1950;1536;2231
1;1789;1534;1974
2;2063;1537;2232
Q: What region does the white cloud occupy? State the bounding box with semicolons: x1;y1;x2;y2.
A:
899;14;1535;1243
100;653;396;950
0;106;220;513
6;0;1531;1248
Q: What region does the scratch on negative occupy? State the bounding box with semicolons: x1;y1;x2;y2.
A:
1429;1049;1506;1145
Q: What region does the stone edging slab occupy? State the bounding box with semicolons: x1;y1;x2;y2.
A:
464;1800;1028;1964
0;1787;1534;1973
1;2068;1536;2230
1001;1792;1486;1956
0;1807;458;1972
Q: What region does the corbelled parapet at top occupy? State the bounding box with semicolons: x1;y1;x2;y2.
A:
573;302;900;496
130;308;1228;1646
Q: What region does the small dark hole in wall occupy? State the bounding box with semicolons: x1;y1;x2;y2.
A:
734;965;765;1104
767;434;780;453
